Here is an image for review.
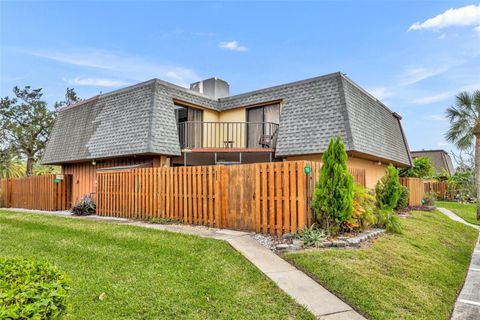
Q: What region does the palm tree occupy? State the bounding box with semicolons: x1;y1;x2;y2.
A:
445;90;480;219
0;149;24;179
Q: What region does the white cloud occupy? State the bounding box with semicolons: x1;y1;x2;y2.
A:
366;87;394;100
66;77;131;87
437;141;449;147
413;81;480;105
408;4;480;32
22;48;200;86
438;33;447;40
218;40;248;52
428;114;447;121
401;66;449;85
414;92;452;104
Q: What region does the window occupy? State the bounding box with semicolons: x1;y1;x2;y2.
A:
246;103;280;148
175;104;203;148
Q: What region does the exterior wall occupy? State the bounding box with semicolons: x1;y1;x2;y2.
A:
201;109;220;147
285;154;387;189
62;156;169;204
218;107;246;122
219;108;247;147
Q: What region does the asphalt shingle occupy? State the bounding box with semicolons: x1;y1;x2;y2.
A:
42;72;411;167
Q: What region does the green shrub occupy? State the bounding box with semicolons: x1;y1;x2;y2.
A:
313;137;354;234
375;165;402;210
376;208;402;234
399;156;435;178
71;194;96;216
344;184;376;232
395;186;409;211
0;258;70;319
296;224;327;246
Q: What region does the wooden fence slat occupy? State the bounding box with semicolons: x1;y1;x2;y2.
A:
88;161;370;235
1;175;72;211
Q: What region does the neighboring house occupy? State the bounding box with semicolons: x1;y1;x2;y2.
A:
42;72;412;203
410;149;455;176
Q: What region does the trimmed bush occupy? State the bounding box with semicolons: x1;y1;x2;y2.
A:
344;184;377;232
375;165;402;210
313;137;354;234
71;194;96;216
0;258;69;319
375;165;403;233
395;186;409;211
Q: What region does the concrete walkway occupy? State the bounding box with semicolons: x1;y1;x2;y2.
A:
437;207;480;320
1;208;365;320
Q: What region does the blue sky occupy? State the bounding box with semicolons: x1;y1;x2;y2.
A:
1;1;479;156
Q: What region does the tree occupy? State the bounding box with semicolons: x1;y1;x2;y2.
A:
375;165;402;210
0;147;24;179
0;86;56;175
312;137;354;234
445;90;480;219
54;87;81;110
400;156;435;178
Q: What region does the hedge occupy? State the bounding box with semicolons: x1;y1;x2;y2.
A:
0;258;69;319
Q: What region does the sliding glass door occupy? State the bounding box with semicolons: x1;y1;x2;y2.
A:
176;105;203;148
247;103;280;148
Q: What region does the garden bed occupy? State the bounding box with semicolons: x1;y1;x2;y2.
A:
254;228;386;252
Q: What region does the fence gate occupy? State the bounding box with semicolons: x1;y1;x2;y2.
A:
1;175;73;211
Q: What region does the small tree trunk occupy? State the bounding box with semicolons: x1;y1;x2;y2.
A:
476;136;480;220
26;157;34;176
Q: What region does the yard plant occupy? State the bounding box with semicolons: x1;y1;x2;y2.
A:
375;165;402;233
71;195;96;216
0;210;314;319
0;258;69;319
313;137;354;234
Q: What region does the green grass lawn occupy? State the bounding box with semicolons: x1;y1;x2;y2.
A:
0;210;314;320
285;211;478;320
437;201;480;225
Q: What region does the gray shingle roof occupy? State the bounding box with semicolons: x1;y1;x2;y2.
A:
42;72;412;167
410;150;455;175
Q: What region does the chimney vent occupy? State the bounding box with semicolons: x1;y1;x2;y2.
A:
190;77;229;99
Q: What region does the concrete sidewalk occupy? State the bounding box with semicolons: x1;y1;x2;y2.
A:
437;207;480;320
1;208;365;320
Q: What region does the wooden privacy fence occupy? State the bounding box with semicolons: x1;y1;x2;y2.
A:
1;175;72;211
399;177;424;206
424;181;450;200
96;161;366;235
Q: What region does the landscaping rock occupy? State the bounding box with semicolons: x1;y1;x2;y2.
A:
282;233;294;241
317;241;332;248
346;238;361;245
292;239;304;247
276;244;290;251
331;240;347;248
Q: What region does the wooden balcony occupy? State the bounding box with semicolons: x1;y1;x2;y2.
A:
177;121;279;151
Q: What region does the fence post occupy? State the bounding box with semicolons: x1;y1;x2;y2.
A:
214;165;223;228
297;161;307;231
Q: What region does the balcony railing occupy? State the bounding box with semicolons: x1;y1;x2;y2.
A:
178;121;279;150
